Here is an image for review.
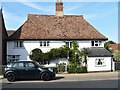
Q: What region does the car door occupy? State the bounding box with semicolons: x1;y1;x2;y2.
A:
24;62;40;79
12;62;26;79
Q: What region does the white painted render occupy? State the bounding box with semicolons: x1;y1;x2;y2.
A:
7;40;105;60
7;40;104;58
7;40;110;72
87;57;115;72
44;58;68;67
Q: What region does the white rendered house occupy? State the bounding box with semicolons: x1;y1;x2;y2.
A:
6;1;114;72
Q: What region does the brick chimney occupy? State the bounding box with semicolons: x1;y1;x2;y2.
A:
56;0;63;16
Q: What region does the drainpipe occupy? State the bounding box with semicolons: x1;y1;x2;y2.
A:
111;56;113;72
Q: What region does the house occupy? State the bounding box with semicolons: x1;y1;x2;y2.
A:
3;0;115;72
87;47;114;72
109;44;120;51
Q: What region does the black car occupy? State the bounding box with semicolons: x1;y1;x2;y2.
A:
4;61;56;82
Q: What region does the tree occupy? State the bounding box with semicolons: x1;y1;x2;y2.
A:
104;41;116;51
79;48;88;67
113;50;120;62
29;48;43;63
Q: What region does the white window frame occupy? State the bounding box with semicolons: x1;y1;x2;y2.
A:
95;58;106;67
14;41;24;48
39;41;50;47
7;55;20;63
91;41;102;47
65;41;72;48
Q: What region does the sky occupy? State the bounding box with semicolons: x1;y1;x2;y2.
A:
1;1;118;43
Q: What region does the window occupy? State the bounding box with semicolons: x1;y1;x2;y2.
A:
40;41;50;47
13;62;24;69
65;41;72;48
40;60;50;65
91;41;94;46
14;41;24;48
7;55;20;63
91;41;102;47
40;41;42;46
25;62;36;68
95;58;106;66
47;41;50;46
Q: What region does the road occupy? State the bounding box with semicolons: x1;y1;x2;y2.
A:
0;71;119;88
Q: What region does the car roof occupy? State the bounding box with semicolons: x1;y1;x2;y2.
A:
14;60;34;63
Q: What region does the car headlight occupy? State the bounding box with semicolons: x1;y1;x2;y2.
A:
48;68;53;72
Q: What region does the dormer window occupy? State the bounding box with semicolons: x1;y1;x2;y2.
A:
14;41;24;48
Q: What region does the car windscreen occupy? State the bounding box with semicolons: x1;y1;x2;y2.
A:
34;62;45;68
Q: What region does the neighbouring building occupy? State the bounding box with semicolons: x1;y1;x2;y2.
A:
109;44;120;51
2;1;115;72
0;8;8;66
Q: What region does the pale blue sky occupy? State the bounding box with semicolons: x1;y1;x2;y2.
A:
1;2;118;43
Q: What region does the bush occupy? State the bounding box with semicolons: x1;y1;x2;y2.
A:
57;63;66;73
68;65;87;73
76;67;87;73
67;64;77;73
51;67;58;74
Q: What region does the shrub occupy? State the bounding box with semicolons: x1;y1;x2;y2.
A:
67;64;77;73
67;65;87;73
57;63;66;73
76;67;87;73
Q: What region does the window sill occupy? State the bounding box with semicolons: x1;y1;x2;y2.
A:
39;46;51;48
95;65;106;67
13;47;25;49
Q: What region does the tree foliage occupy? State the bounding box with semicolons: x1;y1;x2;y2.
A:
104;41;116;51
29;48;43;62
113;50;120;62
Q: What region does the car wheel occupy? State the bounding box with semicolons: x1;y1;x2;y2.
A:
6;73;16;82
41;72;50;81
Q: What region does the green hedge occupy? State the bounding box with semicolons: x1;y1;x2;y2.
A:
68;65;87;73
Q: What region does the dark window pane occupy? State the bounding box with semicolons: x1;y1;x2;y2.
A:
95;44;98;46
44;41;46;46
66;42;69;48
95;41;98;43
91;41;94;46
40;41;42;46
47;41;49;46
20;41;23;47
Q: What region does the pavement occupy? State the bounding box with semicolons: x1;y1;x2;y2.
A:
0;71;119;88
1;71;119;83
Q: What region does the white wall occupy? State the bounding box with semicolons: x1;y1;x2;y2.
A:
44;58;68;67
7;41;66;61
7;40;105;62
78;41;104;49
7;41;29;60
87;57;114;72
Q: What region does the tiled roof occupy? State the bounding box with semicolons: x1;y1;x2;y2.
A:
9;15;108;40
109;44;120;51
87;47;112;57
